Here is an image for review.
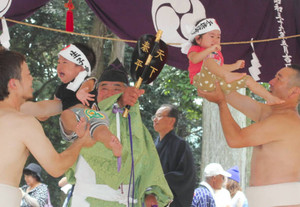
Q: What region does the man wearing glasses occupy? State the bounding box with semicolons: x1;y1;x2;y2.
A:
153;104;196;207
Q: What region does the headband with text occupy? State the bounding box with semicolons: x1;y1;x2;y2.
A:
181;18;221;54
58;44;91;75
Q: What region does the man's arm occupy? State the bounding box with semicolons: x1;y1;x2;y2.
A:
81;78;96;92
20;99;62;119
218;100;281;147
21;115;95;177
198;83;278;148
226;91;270;122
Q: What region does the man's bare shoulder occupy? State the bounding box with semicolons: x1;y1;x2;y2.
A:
266;110;300;124
0;109;43;137
243;109;300;148
0;108;39;122
260;110;300;141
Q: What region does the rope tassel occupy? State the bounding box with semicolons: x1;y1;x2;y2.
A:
65;0;74;32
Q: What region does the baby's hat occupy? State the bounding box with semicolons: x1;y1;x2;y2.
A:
181;18;221;54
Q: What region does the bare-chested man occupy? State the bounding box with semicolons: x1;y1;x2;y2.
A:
198;64;300;207
0;48;96;206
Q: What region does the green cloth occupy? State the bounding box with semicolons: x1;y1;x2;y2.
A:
66;93;173;206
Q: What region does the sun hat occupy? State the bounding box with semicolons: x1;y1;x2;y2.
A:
23;163;42;181
204;163;231;177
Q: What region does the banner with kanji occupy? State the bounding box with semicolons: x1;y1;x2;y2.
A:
3;0;300;82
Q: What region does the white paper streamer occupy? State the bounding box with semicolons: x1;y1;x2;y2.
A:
0;17;10;49
0;0;12;49
248;39;261;81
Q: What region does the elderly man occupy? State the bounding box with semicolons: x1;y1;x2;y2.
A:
198;64;300;207
0;48;94;206
152;104;196;207
65;59;173;207
192;163;231;207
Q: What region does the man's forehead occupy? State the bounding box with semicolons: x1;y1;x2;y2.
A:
98;81;125;87
156;106;170;114
21;61;29;72
277;67;294;77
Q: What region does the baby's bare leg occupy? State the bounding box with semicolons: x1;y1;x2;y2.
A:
245;75;284;105
223;72;247;83
60;109;78;135
205;59;246;83
93;125;122;157
207;65;246;83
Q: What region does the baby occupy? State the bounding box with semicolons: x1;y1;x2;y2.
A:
22;43;122;157
182;18;282;105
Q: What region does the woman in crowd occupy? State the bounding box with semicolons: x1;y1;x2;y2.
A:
20;163;50;207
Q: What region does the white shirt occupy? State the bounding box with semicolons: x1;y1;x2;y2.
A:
231;191;248;207
214;188;231;207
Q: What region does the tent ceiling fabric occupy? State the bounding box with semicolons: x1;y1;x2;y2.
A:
4;0;50;27
2;0;300;82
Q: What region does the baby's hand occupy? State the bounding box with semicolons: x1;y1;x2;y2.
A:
236;60;245;69
209;44;221;53
76;87;95;106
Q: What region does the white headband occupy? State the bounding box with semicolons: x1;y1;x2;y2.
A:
59;44;92;92
58;44;91;75
181;18;221;54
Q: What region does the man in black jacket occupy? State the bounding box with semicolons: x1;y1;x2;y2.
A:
153;104;196;207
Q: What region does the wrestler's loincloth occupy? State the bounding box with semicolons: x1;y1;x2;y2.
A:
246;182;300;207
193;66;248;94
59;108;109;142
0;183;22;206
